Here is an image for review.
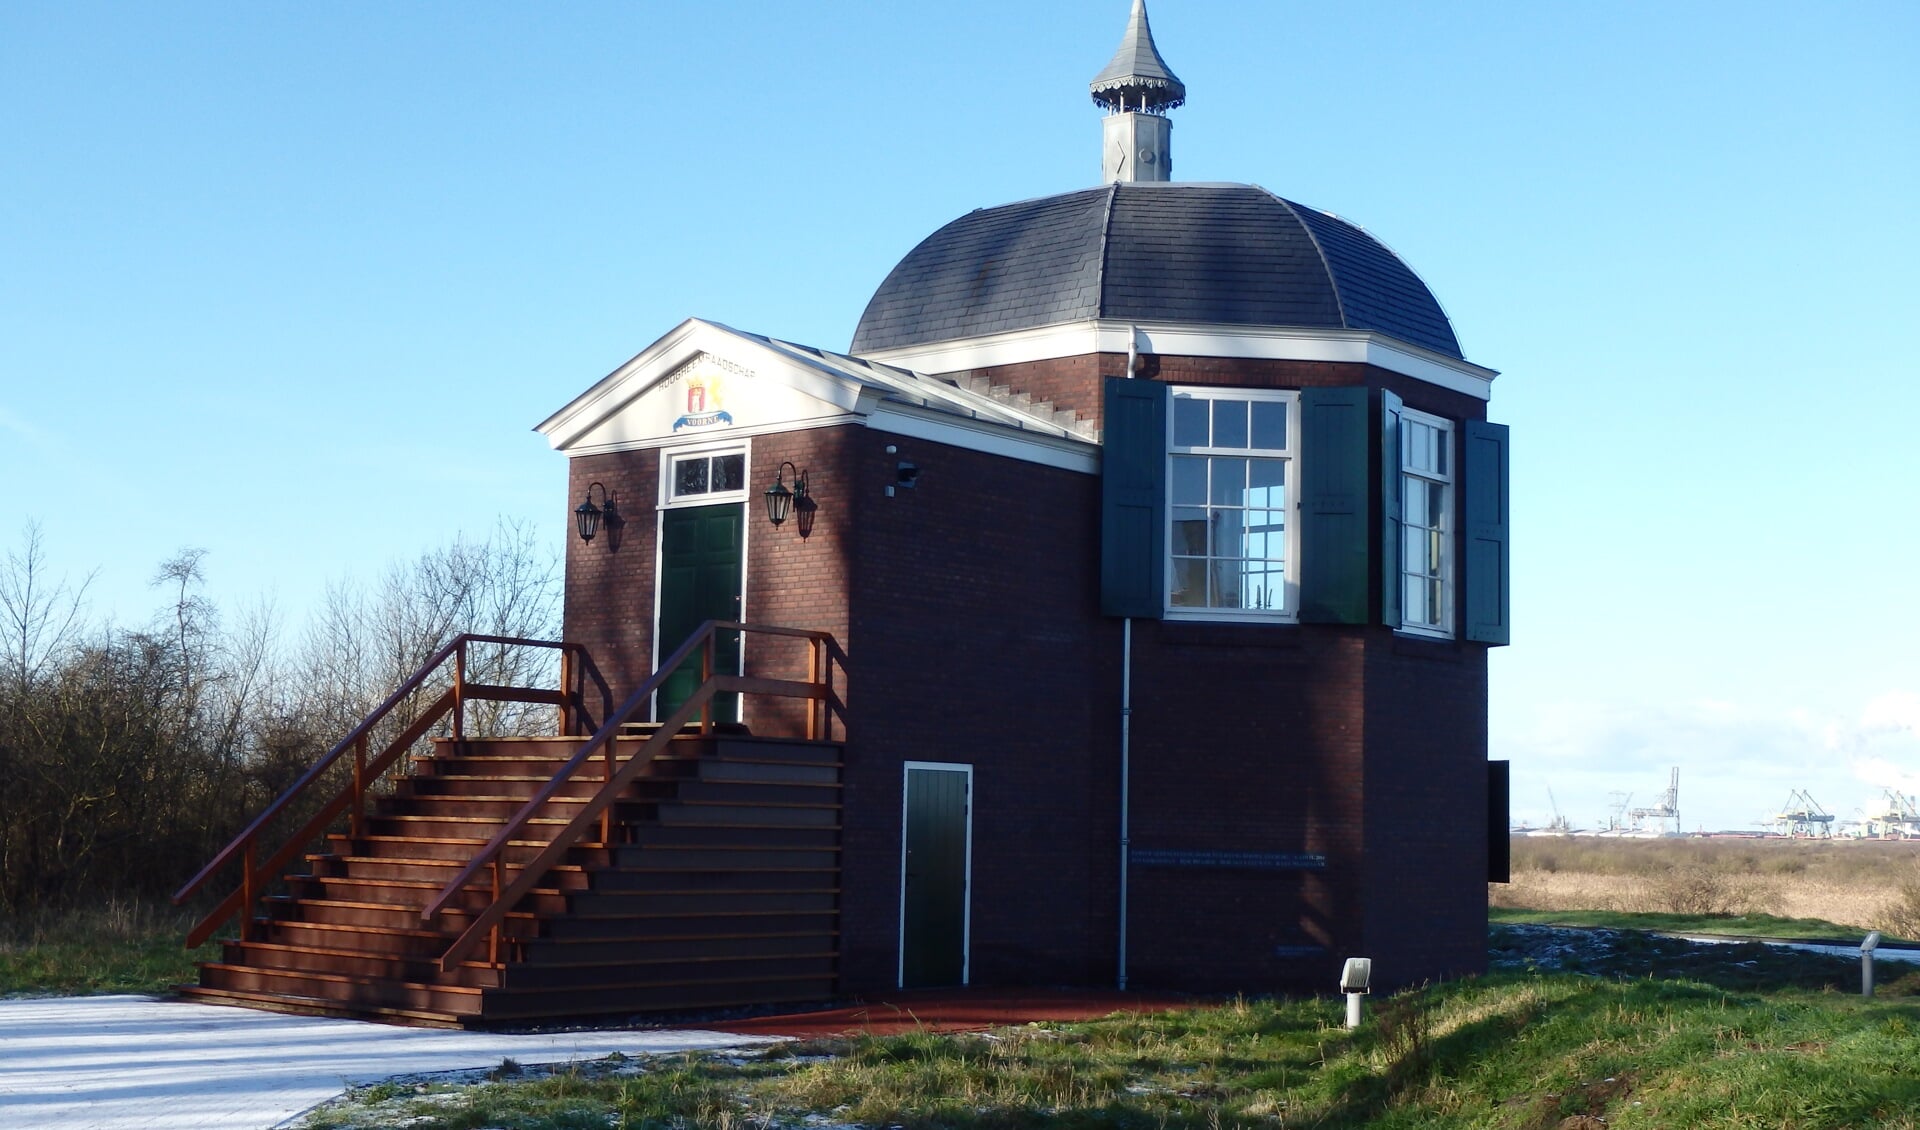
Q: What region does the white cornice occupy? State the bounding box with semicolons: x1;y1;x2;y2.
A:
866;404;1098;475
535;318;1099;474
857;320;1500;402
535;319;864;452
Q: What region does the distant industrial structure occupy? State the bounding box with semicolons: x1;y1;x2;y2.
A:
1627;768;1681;835
1863;790;1920;839
1768;790;1835;838
1517;771;1920;841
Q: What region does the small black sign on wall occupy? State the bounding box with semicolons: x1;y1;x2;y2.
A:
1489;760;1511;883
1130;848;1327;871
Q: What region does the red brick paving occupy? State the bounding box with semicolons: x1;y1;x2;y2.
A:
700;988;1198;1038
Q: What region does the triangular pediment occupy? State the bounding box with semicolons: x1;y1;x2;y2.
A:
536;320;876;455
538;317;1098;473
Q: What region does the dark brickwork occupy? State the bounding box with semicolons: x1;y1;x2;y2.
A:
838;430;1118;990
1360;635;1490;982
564;449;661;701
557;352;1493;999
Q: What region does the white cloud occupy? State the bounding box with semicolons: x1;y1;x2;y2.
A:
1498;693;1920;832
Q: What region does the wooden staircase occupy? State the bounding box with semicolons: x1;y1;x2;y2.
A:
174;624;846;1027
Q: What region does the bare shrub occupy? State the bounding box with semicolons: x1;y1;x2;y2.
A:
1650;865;1734;915
0;520;561;914
1878;870;1920;940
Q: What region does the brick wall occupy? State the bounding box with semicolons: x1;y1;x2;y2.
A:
836;428;1119;990
563;450;661;702
558;350;1495;997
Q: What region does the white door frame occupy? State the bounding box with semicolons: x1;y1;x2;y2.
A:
897;761;973;988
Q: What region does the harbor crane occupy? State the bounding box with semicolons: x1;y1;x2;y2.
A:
1628;767;1681;835
1863;789;1920;839
1770;789;1835;838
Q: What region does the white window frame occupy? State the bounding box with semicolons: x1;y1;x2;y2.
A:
1164;387;1300;622
1398;406;1454;639
658;441;751;510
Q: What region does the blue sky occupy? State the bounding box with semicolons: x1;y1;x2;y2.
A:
3;1;1915;832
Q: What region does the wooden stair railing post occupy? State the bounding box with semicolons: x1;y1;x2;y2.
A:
559;646;575;736
240;839;255;942
489;856;503;968
807;637;821;741
600;734;616;846
351;735;367;840
452;639;467;746
699;635;713;735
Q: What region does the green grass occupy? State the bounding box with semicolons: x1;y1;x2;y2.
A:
0;901;216;996
1489;905;1888;942
301;964;1920;1130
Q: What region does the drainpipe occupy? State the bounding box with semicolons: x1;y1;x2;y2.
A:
1118;616;1133;990
1117;323;1140;992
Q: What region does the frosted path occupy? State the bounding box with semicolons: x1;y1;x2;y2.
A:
0;994;776;1130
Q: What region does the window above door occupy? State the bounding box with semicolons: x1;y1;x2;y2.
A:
662;446;748;508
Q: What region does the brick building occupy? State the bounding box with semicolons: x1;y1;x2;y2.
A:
536;0;1510;997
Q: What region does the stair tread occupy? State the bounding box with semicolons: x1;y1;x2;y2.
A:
200;962;484;997
669;800;842;809
299;876;569;895
308;854;587;872
332;834;583;848
536;929;839;945
265;895;540;918
227;941;496;971
486;971;837;995
518;950;837;971
177;985;471;1024
248;918;452;942
560;908;837;922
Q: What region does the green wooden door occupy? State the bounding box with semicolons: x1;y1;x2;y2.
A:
656;503;744;723
901;765;970;988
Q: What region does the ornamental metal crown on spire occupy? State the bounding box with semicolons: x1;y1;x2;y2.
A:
1089;0;1185;113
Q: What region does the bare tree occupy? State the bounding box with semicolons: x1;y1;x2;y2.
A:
0;522;92;692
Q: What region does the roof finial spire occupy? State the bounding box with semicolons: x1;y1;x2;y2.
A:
1090;0;1186;113
1090;0;1183;184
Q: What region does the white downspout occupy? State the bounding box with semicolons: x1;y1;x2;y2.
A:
1119;615;1133;990
1117;321;1140;992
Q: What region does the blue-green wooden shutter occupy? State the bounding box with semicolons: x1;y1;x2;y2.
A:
1299;387;1369;624
1100;378;1167;618
1462;419;1510;645
1379;390;1403;629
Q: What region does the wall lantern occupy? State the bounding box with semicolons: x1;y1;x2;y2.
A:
574;482;618;544
764;462;810;528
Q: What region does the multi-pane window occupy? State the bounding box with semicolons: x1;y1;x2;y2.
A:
1400;409;1453;635
1167;389;1296;617
667;449;746;503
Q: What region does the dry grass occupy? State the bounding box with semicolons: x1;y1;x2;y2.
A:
1495;836;1920;933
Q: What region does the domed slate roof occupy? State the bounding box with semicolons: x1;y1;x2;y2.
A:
851;182;1462;360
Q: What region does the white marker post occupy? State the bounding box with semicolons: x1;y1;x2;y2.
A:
1340;957;1372;1029
1862;931;1882;998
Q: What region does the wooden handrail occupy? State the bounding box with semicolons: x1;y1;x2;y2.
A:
423;620;841;972
173;634;595;948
